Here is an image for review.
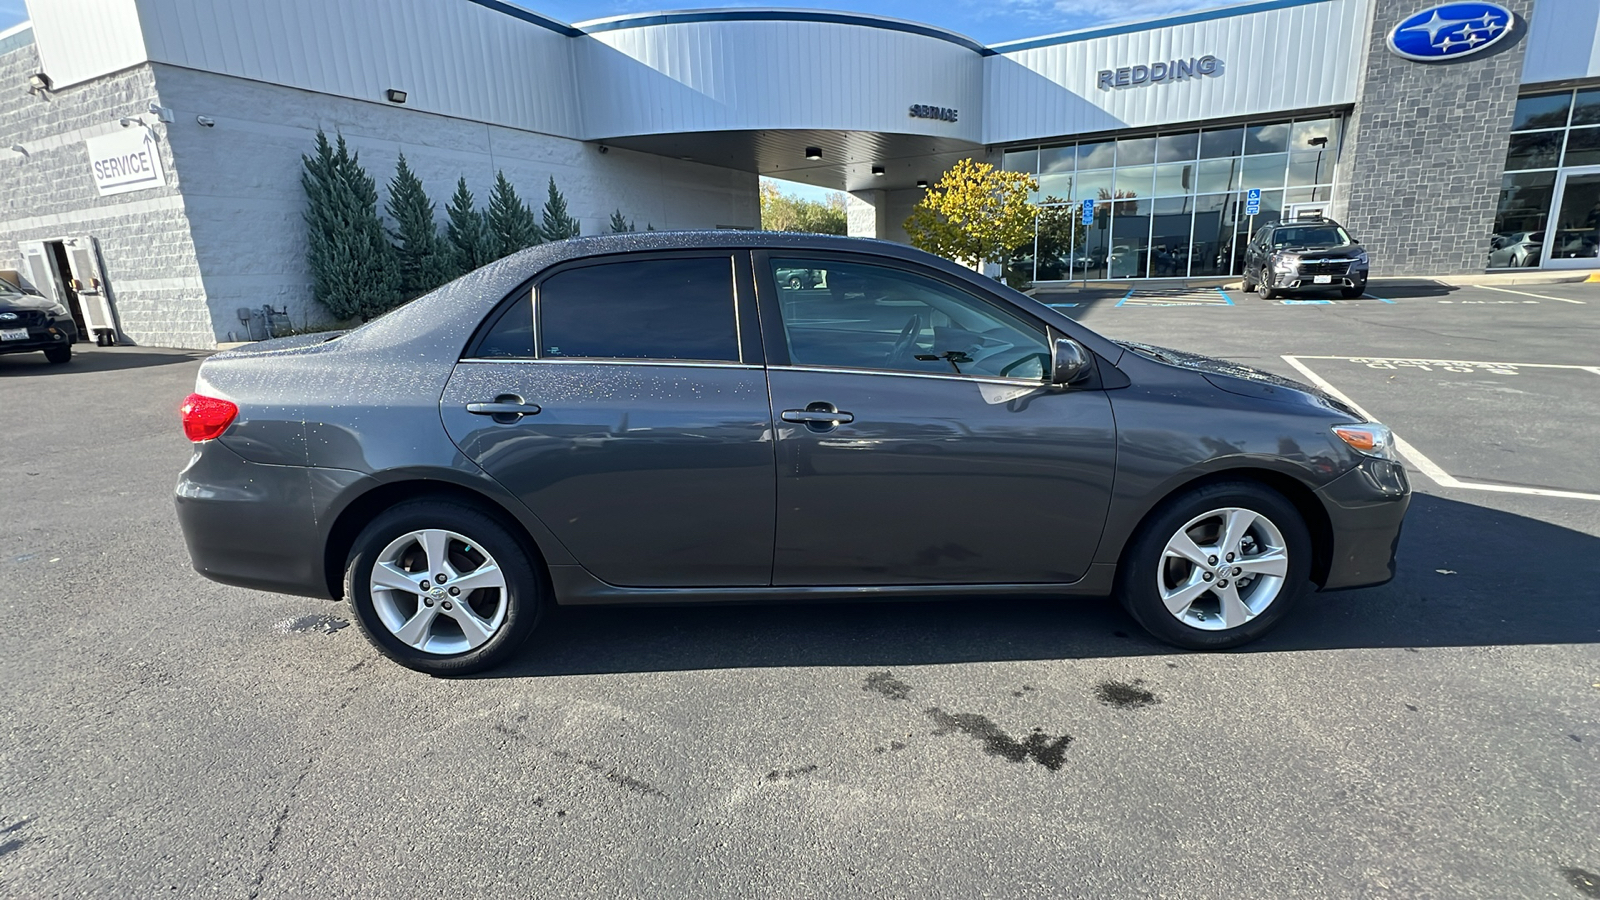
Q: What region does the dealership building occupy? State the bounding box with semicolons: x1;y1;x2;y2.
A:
2;0;1600;348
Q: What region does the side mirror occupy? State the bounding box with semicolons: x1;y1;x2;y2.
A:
1052;337;1092;386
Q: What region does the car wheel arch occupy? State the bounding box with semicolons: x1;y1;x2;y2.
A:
321;479;556;601
1108;467;1335;590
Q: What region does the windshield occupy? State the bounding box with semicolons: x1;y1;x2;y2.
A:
1272;225;1353;249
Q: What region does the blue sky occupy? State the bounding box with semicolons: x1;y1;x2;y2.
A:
0;0;1238;45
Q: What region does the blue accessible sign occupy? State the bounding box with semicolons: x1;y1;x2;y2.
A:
1245;186;1261;216
1081;198;1094;225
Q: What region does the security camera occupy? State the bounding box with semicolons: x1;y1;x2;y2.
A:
119;117;133;127
598;144;609;154
196;115;215;127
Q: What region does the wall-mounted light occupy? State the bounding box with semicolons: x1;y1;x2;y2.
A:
147;102;175;123
27;72;51;93
9;143;27;157
916;180;929;189
1308;136;1329;148
871;165;885;176
804;147;822;160
119;116;148;128
196;115;215;127
385;88;407;104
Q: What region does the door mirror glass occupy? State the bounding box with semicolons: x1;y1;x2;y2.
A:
1052;337;1092;385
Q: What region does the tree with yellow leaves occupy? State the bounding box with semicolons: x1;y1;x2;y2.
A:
902;158;1038;271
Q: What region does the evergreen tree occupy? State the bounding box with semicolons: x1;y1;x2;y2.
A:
486;171;542;259
608;209;635;234
541;176;581;240
445;177;492;275
301;130;399;321
385;153;452;299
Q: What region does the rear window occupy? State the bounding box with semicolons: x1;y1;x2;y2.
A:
536;257;739;361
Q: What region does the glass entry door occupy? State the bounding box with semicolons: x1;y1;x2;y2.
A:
1544;166;1600;268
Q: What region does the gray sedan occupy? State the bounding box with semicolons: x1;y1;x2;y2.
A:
175;233;1409;674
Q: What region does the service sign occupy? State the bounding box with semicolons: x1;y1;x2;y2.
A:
85;128;166;196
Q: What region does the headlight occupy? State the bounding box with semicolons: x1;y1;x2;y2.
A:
1272;253;1300;272
1333;423;1397;461
51;303;69;316
1352;250;1369;265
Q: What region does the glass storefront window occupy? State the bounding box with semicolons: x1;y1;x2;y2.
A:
1115;165;1155;199
1240;153;1288;191
1077;141;1115;169
1286;151;1330;187
1196;157;1240;193
1245;122;1290;155
1505;131;1564;171
1289;119;1339;154
1572;89;1600;127
1116;137;1157;167
1199;127;1243;159
1284;186;1333;203
1489;171;1555;268
1548;172;1600;261
1564;126;1600;167
1153;162;1196;196
1156;132;1199;162
1003;149;1039;174
1513;93;1573;131
1074;168;1114;202
1190;193;1237;277
1149;197;1193;278
1108;199;1151;278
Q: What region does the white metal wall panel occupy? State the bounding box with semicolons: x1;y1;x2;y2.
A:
982;0;1369;145
1523;0;1600;84
574;20;983;143
131;0;582;138
24;0;149;88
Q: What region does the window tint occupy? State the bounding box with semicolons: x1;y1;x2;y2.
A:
476;294;534;358
537;257;739;361
771;258;1049;381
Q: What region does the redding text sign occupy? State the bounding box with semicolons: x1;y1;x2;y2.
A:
1097;55;1222;90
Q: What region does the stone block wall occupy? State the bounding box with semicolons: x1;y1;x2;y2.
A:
0;36;214;348
1333;0;1536;275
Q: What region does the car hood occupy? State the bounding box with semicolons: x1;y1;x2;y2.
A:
1115;341;1362;418
1282;243;1363;260
0;292;58;313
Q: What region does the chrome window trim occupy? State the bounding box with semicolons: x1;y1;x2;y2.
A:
459;357;763;370
768;364;1050;388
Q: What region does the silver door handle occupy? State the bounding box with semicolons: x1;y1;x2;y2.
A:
466;394;541;420
781;409;853;425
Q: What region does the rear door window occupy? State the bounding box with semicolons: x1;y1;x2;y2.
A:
537;257;740;361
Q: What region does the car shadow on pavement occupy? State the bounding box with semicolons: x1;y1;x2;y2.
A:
0;346;208;375
483;493;1599;679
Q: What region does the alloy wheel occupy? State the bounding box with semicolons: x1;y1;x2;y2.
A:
369;528;508;655
1156;507;1289;631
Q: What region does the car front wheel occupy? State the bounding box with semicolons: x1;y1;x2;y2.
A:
1117;481;1312;650
345;500;544;675
1257;268;1278;301
44;344;71;364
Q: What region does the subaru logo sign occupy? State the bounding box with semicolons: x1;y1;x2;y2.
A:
0;312;16;321
1388;2;1514;62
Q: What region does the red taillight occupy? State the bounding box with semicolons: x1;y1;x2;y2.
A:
180;393;238;442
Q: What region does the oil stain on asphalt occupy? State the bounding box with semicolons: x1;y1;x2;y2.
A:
1095;679;1159;709
1563;867;1600;898
864;671;912;701
764;765;818;781
926;708;1072;771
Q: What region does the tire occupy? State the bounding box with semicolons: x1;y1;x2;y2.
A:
44;344;71;364
788;275;802;289
1257;268;1278;301
1241;270;1256;292
344;500;545;675
1340;286;1363;299
1116;481;1313;650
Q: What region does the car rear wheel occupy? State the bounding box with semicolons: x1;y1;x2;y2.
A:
44;344;71;364
345;500;544;675
1117;481;1312;650
1257;267;1278;301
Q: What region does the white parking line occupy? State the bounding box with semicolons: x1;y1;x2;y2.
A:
1281;355;1600;502
1475;285;1587;304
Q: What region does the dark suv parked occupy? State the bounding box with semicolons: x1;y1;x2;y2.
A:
1241;218;1369;300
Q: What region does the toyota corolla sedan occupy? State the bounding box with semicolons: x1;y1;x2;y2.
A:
176;233;1409;674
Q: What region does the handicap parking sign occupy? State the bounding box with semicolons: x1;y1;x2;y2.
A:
1081;198;1094;225
1247;188;1261;201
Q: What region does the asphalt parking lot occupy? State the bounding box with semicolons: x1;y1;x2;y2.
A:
2;281;1599;899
